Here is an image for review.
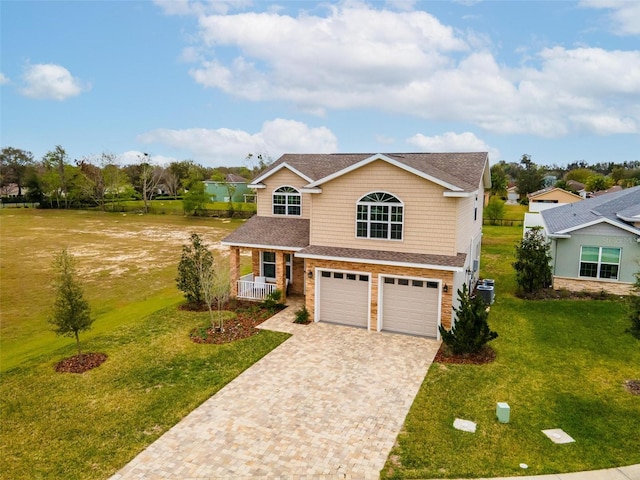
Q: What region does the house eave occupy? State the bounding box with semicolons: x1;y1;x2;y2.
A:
301;187;322;194
251;162;314;185
556;217;640;236
248;183;266;189
294;252;465;272
221;241;305;252
443;190;476;198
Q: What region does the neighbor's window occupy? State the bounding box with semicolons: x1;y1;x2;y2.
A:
273;186;301;216
356;192;403;240
579;246;621;280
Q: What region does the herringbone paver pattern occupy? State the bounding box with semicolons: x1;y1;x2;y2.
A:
110;297;439;479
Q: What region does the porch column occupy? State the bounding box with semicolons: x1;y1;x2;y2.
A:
229;246;240;298
275;250;287;303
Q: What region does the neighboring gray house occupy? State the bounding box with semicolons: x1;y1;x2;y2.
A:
540;186;640;295
204;174;253;203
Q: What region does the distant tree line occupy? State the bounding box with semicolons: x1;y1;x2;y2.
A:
0;146;271;212
490;154;640;202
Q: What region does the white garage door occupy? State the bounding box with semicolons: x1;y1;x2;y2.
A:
381;277;439;337
318;271;369;328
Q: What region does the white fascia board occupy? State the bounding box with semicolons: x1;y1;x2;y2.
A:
306;153;464;192
251;162;314;185
300;187;322;194
547;233;572;239
294;252;464;272
248;183;266;189
557;217;640;236
443;190;475;198
220;241;304;251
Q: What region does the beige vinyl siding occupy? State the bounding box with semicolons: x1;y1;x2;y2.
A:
310;160;458;256
455;185;483;254
256;168;311;218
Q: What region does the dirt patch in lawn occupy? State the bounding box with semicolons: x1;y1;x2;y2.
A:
434;344;496;365
624;380;640;395
55;353;108;373
188;300;286;345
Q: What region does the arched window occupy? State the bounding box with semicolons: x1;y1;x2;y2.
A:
356;192;403;240
273;186;301;216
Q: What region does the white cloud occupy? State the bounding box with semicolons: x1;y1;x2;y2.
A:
580;0;640;35
137;119;338;166
166;2;640;137
117;151;179;166
407;131;500;160
20;63;88;100
0;73;9;85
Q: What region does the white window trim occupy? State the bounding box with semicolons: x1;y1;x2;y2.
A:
355;191;404;241
272;185;301;216
261;251;292;283
578;246;621;280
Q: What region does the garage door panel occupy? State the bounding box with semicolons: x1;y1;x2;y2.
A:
319;272;369;327
382;278;439;337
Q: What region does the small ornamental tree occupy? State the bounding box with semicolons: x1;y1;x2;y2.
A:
627;271;640;339
485;196;506;225
439;284;498;355
197;251;231;332
177;233;213;306
513;227;552;294
49;248;94;356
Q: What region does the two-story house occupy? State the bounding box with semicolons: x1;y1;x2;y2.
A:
222;152;491;339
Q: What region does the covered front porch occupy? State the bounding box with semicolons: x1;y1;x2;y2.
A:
221;216;311;303
227;246;306;302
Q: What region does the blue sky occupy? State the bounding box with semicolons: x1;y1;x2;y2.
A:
1;0;639;168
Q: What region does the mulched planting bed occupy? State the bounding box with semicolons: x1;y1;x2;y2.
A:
434;344;496;365
55;352;108;373
189;299;286;345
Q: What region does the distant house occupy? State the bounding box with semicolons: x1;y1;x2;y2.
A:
566;180;587;198
0;183;24;198
592;185;623;197
527;187;583;213
540;186;640;295
506;185;518;204
204;174;253;203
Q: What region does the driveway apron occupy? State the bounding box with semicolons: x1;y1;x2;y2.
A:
111;299;440;479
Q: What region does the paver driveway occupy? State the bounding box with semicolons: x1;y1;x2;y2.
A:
111;298;440;479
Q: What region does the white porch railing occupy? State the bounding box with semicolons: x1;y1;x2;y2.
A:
237;273;277;301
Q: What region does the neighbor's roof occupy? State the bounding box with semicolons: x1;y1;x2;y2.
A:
541;185;640;235
528;186;582;200
296;245;467;271
221;216;310;250
251;152;489;193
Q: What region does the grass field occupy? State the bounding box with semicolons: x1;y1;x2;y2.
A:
382;225;640;478
0;209;288;479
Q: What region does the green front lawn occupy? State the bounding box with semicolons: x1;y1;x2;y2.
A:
383;226;640;478
0;306;289;480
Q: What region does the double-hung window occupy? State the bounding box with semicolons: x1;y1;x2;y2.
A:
261;252;291;281
273;186;301;216
356;192;403;240
579;246;621;280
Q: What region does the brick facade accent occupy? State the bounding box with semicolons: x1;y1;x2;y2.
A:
229;247;241;297
553;276;633;296
304;258;455;331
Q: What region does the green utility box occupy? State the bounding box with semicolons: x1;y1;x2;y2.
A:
496;402;510;423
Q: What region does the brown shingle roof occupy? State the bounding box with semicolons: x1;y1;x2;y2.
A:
256;152;488;193
296;245;467;270
221;216;310;249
